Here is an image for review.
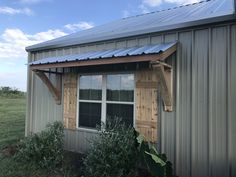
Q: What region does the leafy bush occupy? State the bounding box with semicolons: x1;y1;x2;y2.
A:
83;118;138;177
136;133;172;177
17;121;64;169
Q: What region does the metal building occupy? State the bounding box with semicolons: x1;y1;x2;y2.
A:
25;0;236;177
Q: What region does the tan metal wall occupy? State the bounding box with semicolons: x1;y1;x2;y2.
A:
26;22;236;177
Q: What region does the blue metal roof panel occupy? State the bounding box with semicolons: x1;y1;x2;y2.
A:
26;0;235;52
29;42;176;65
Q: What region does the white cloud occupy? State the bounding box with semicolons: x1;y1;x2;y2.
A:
165;0;200;4
0;28;67;59
64;22;94;32
0;21;95;90
19;0;50;4
27;29;67;42
0;6;33;15
0;28;67;91
122;10;131;18
142;0;200;7
139;4;151;13
143;0;162;7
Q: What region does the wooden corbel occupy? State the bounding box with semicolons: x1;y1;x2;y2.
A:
152;62;173;112
34;70;62;105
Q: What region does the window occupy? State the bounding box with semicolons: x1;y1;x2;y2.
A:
78;75;102;129
78;74;134;129
106;74;134;125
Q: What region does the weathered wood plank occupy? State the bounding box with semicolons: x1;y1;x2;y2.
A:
135;69;159;142
63;73;77;129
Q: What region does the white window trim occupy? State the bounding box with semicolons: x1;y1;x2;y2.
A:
76;73;136;132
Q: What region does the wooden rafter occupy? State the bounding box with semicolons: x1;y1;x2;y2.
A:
153;64;173;112
35;71;62;105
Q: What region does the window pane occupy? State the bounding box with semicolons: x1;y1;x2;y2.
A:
106;103;133;126
106;75;120;101
79;75;102;100
107;74;134;102
79;102;101;129
120;74;134;102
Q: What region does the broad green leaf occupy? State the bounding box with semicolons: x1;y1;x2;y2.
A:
145;151;166;167
136;134;145;144
150;145;159;155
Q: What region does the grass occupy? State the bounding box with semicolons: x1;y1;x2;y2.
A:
0;97;81;177
0;97;25;150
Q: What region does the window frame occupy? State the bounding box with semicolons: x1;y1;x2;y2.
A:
76;72;136;132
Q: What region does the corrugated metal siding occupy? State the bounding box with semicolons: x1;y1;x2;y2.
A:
32;75;63;132
64;129;98;153
191;29;209;177
27;22;236;177
29;53;63;133
229;24;236;177
160;24;236;177
209;26;228;177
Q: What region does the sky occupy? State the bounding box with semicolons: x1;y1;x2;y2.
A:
0;0;199;91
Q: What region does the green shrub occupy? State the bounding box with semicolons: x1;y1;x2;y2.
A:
83;118;138;177
136;133;173;177
17;121;64;169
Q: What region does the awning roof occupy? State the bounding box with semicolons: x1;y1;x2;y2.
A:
29;42;177;70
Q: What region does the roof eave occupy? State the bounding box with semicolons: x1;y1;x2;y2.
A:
25;14;236;53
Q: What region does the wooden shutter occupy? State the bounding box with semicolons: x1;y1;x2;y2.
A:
135;69;159;142
63;73;77;129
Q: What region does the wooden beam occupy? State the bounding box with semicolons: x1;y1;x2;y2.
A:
33;69;63;75
153;65;173;112
150;60;172;69
30;44;177;70
159;44;177;61
35;71;61;105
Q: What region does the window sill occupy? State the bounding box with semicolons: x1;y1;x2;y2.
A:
76;127;99;133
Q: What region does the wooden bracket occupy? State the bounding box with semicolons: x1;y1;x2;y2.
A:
34;70;62;105
152;64;173;112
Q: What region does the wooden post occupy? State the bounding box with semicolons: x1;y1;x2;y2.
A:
152;64;173;112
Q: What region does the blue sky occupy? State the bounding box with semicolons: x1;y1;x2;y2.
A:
0;0;199;91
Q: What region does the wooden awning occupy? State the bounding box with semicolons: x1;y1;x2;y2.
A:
30;42;177;111
29;42;177;70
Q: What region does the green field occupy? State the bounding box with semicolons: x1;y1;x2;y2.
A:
0;98;26;150
0;97;79;177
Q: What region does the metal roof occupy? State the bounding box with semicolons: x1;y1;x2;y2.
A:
29;42;176;66
26;0;235;52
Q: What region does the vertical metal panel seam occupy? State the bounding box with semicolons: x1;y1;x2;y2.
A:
226;24;231;177
148;35;151;44
161;34;164;43
30;53;36;133
190;29;194;177
208;27;212;177
25;52;32;136
175;31;180;176
172;32;177;174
